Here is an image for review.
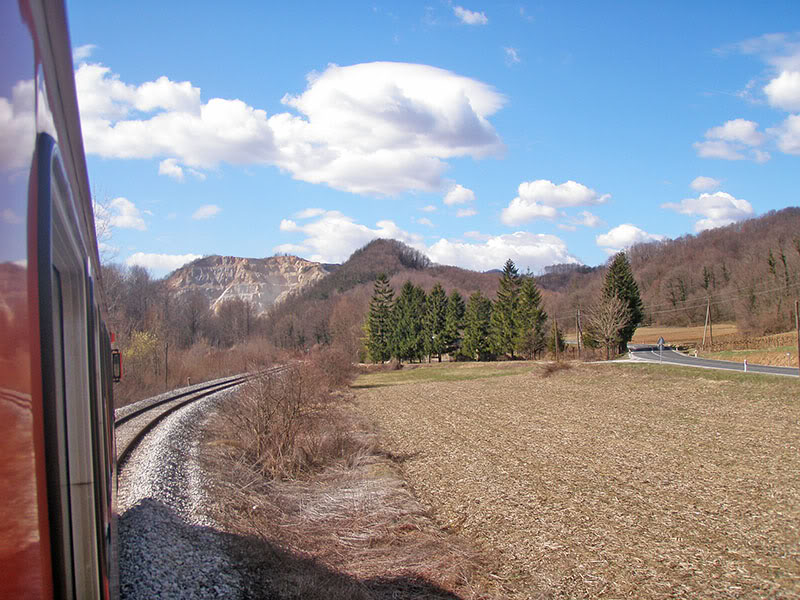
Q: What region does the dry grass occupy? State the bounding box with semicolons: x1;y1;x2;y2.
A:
201;353;502;599
353;361;800;599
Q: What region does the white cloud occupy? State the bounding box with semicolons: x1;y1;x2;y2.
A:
764;70;800;111
705;119;764;146
0;79;35;171
421;205;437;212
428;231;579;272
159;158;184;181
662;191;754;232
125;252;202;275
72;44;96;63
690;176;721;192
453;6;488;25
295;208;326;219
768;114;800;154
596;224;666;254
694;119;767;162
275;210;424;263
572;210;602;228
192;204;221;220
416;217;434;227
456;208;477;217
501;179;608;226
77;62;506;196
504;47;521;65
94;197;146;231
463;230;491;241
444;183;476;205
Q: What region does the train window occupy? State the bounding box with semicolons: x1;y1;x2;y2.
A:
38;134;102;599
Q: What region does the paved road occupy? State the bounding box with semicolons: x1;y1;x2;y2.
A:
628;344;800;377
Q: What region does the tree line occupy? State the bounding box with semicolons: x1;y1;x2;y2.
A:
365;253;644;363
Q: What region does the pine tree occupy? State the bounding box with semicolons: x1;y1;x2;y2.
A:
390;281;426;362
602;252;644;354
514;276;548;359
443;290;466;359
365;273;394;363
423;283;448;362
461;290;493;361
490;259;521;358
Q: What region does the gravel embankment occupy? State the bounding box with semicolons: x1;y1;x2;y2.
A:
118;388;242;600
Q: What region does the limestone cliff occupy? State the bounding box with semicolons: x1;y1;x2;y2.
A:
165;255;328;315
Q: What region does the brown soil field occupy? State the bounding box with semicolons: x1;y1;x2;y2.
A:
353;362;800;599
632;323;740;345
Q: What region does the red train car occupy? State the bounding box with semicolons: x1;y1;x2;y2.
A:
1;1;119;598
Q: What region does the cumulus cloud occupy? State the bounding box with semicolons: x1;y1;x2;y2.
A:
690;176;721;192
192;204;221;220
662;191;754;232
453;5;488;25
275;210;424;263
444;183;476;205
73;44;97;63
276;210;578;273
764;70;800;111
693;118;768;162
768;114;800;154
416;217;434;227
77;61;506;196
428;231;579;272
456;208;477;217
94;197;147;231
421;205;437;212
501;179;609;226
125;252;202;275
0;79;35;171
596;224;666;254
159;158;184;181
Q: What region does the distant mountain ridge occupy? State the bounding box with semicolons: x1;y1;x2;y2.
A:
165;255;329;315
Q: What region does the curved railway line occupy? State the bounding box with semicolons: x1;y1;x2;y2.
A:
114;366;285;467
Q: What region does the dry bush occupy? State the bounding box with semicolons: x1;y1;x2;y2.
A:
220;365;359;480
540;360;573;377
203;392;501;599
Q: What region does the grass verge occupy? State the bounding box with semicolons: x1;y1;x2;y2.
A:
200;352;504;599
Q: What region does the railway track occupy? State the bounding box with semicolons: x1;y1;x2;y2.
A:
114;375;248;465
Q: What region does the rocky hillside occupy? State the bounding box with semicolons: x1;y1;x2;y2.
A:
165;255;328;315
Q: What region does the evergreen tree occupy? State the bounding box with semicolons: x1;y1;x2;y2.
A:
390;281;426;362
514;276;548;359
602;252;644;354
547;319;566;355
443;290;466;359
365;273;394;363
461;290;493;361
490;259;521;358
423;282;448;362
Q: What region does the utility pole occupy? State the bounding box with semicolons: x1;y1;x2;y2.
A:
553;317;559;362
796;300;799;376
709;298;713;346
702;298;710;348
576;308;582;359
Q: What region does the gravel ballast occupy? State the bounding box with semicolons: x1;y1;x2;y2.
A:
118;388;243;600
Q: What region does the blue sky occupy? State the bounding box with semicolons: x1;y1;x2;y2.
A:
63;1;800;277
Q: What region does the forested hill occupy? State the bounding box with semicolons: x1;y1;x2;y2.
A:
263;207;800;351
546;207;800;334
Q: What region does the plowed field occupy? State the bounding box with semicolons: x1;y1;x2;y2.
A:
353;362;800;599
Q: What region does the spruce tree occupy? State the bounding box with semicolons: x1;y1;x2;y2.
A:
490;259;521;358
515;276;548;359
602;252;644;354
443;290;466;359
461;290;493;361
365;273;394;363
391;281;426;362
423;282;448;362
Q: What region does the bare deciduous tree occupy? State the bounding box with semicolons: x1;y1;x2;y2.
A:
586;296;630;360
